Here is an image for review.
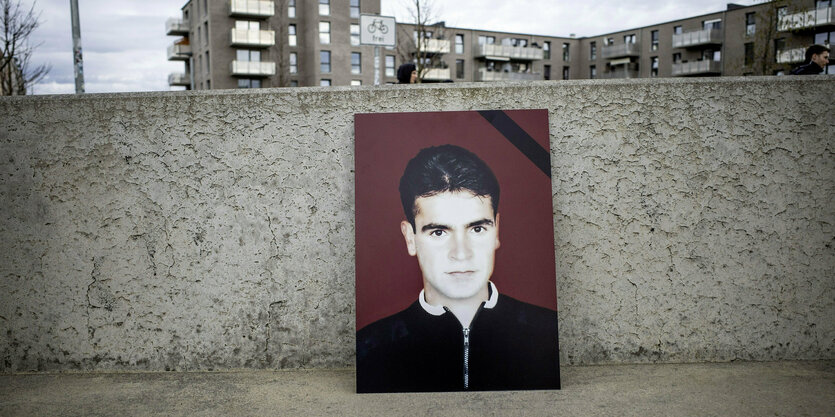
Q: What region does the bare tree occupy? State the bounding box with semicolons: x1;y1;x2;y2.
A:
1;0;50;95
396;0;447;83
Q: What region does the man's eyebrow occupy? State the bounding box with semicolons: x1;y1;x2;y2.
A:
467;219;494;228
421;223;450;232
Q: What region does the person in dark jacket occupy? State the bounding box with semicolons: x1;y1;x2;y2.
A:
790;44;830;75
356;145;560;393
396;63;417;83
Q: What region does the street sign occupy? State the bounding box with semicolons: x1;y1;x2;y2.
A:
360;14;396;47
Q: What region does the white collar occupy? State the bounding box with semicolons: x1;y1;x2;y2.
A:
418;281;499;316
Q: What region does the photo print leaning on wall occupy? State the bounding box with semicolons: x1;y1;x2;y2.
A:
354;110;560;393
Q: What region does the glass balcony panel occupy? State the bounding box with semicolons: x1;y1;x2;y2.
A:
776;48;806;64
167;43;192;60
475;68;543;81
601;43;641;59
166;18;189;35
778;6;833;31
672;28;723;48
671;60;722;76
229;0;275;17
230;60;276;76
230;28;276;47
474;44;544;60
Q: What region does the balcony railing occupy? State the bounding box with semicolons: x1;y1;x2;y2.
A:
601;43;641;59
476;68;542;81
229;0;275;17
672;60;722;76
421;67;451;80
230;28;275;47
166;18;189;36
672;28;723;48
776;48;806;64
474;44;544;61
167;43;192;61
778;6;833;31
600;63;639;79
230;60;276;76
168;73;190;86
415;38;450;54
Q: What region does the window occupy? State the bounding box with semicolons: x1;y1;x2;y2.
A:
205;51;210;73
320;79;331;86
197;26;202;46
478;35;495;44
814;30;833;45
289;25;297;47
201;0;207;16
319;21;330;44
290;52;297;74
651;30;659;51
544;64;551;80
203;22;208;46
288;0;296;18
703;18;722;30
704;49;720;61
672;53;681;64
236;49;260;62
319;0;329;16
290;80;298;87
236;20;260;30
673;25;682;35
589;65;596;79
777;6;787;30
320;50;331;73
206;80;210;89
650;56;658;77
746;12;756;36
456;59;464;78
590;41;596;60
744;42;754;66
562;66;569;80
351;80;362;86
543;41;551;59
351;24;360;46
562;43;570;61
455;34;464;54
351;52;361;74
624;34;636;44
350;0;360;19
238;79;261;88
605;37;613;46
385;55;395;77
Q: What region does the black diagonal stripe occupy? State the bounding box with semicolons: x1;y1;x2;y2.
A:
478;110;551;178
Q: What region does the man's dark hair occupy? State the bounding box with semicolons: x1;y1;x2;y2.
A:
399;145;500;230
805;44;830;62
396;63;416;84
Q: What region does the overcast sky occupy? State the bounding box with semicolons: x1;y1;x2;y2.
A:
25;0;761;95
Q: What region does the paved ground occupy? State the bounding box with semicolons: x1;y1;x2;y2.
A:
1;361;833;416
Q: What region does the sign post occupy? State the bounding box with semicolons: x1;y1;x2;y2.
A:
359;14;396;85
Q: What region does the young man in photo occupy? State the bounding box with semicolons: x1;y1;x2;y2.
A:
356;144;559;393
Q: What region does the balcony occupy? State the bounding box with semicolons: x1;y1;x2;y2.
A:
672;60;722;76
167;43;192;61
601;63;639;79
476;68;542;81
166;18;189;36
229;0;275;18
474;44;544;61
602;43;641;59
230;28;275;47
776;48;806;64
230;60;275;77
778;6;833;31
672;28;723;48
421;67;451;81
416;38;450;54
168;73;190;87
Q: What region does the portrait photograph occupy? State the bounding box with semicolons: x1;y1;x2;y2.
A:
354;109;560;393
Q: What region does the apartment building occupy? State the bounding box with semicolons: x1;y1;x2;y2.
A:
167;0;833;89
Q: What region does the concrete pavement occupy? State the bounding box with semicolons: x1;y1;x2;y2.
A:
1;361;833;416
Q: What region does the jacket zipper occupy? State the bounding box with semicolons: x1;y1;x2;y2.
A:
463;327;470;389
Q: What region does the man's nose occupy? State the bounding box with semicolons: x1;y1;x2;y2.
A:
449;233;473;260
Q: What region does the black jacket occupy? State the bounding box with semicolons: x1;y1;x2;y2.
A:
356;294;560;393
790;61;824;75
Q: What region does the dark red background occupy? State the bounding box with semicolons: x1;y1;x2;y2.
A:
354;110;557;330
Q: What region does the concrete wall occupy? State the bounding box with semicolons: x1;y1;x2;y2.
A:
1;77;833;372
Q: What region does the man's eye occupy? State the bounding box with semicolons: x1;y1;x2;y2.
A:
430;230;445;237
472;226;484;233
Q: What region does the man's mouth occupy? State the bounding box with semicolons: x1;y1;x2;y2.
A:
446;270;476;277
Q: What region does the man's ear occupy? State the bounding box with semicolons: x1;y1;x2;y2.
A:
400;220;417;256
495;213;501;249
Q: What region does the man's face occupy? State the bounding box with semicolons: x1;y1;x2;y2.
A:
410;70;418;83
400;191;500;304
812;51;830;69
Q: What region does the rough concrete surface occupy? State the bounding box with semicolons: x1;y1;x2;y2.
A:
0;77;834;372
0;361;833;416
